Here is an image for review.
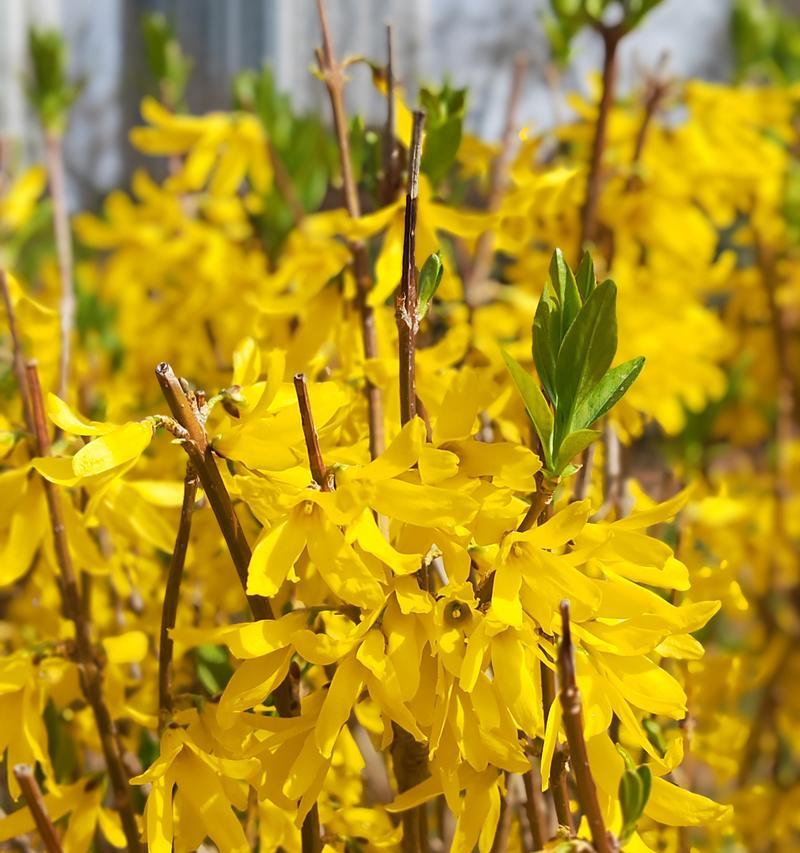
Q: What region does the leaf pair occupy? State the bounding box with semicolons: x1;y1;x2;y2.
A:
503;249;644;478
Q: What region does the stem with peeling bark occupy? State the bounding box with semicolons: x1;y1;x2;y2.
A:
558;601;612;853
381;25;402;205
13;765;63;853
396;111;426;425
25;362;142;853
315;0;383;458
158;462;199;731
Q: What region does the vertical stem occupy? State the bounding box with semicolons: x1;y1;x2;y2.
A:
25;363;142;853
158;462;199;732
578;26;621;258
396;111;426;425
522;766;548;850
44;132;75;400
315;0;384;458
294;373;330;490
381;25;402;204
12;765;63;853
558;601;612;853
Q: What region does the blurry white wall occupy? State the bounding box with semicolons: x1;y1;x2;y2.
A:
0;0;733;207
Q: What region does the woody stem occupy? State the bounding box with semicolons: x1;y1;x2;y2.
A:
158;461;199;732
558;601;612;853
315;0;384;459
26;362;143;853
396;110;426;425
13;765;64;853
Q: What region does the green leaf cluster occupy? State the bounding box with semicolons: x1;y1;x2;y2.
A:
26;29;82;134
544;0;664;63
732;0;800;84
502;249;644;479
141;13;193;110
233;66;338;255
419;81;466;187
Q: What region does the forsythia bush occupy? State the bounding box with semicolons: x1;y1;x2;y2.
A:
0;2;798;852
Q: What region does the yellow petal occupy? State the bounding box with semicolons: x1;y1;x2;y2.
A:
72;421;153;478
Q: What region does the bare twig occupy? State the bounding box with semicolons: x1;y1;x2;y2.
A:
541;658;574;834
517;475;558;533
12;765;63;853
578;25;623;258
396;111;426;425
25;362;142;852
464;56;526;302
315;0;384;459
294;373;331;490
44;133;75;400
381;25;402;204
522;766;549;849
558;601;612;853
158;462;199;731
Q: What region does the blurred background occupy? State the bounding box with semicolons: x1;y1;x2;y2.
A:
0;0;783;209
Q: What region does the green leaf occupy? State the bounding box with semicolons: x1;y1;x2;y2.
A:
554;428;600;476
618;768;645;841
417;251;444;319
501;349;554;469
550;248;582;332
532;284;560;404
575;252;596;302
637;765;652;812
554;279;618;443
574;356;645;429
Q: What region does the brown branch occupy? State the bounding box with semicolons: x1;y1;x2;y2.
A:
396;111;426;425
558;601;612;853
522;765;549;849
578;25;623;259
315;0;384;459
154;362;321;853
44;133;75;400
294;373;331;490
25;362;142;852
624;58;670;193
464;56;526;303
381;25;402;204
1;270;33;435
12;765;63;853
518;475;558;533
158;462;199;732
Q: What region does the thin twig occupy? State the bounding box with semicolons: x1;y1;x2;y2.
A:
44;132;75;400
517;475;558;533
315;0;384;459
154;362;321;853
522;766;549;849
294;373;331;490
578;25;623;259
396;111;426;425
25;363;142;852
464;56;526;303
558;601;612;853
158;462;199;732
381;25;402;204
12;765;63;853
